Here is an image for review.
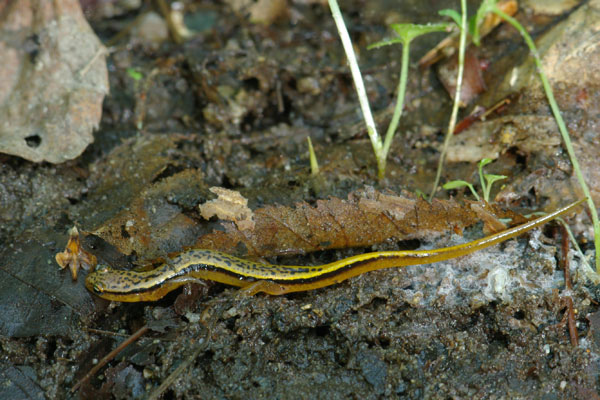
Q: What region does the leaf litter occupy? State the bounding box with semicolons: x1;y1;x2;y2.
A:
2;1;600;398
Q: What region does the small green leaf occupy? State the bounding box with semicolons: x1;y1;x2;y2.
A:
479;0;500;14
443;180;471;190
478;158;494;168
306;137;320;176
389;23;450;44
482;173;507;202
414;189;427;199
484;174;507;189
443;180;480;201
126;67;143;81
473;0;499;45
478;158;499;201
468;15;479;39
439;9;461;27
484;173;507;183
367;38;405;50
369;23;449;51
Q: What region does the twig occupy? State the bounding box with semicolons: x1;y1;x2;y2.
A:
84;327;175;342
565;297;579;347
85;328;130;338
561;224;572;291
71;325;149;392
146;298;230;399
559;224;578;346
555;217;599;285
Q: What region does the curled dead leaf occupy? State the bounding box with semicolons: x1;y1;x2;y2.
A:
194;188;495;258
55;226;97;280
199;187;255;231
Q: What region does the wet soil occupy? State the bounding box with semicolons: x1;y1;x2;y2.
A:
1;1;600;399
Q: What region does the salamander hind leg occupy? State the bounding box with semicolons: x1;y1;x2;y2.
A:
237;280;291;296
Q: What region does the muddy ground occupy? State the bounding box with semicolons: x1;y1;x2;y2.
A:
1;0;600;399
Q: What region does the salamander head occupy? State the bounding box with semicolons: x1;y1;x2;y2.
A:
85;264;113;295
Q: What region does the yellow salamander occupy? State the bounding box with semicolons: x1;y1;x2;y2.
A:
86;199;584;302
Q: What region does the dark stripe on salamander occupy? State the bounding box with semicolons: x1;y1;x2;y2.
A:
194;255;411;286
97;263;223;296
99;254;418;297
268;255;402;286
189;254;423;285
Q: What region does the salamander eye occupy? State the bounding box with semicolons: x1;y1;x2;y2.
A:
95;264;110;273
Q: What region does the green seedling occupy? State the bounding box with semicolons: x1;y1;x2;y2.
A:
414;189;428;200
429;0;468;199
470;0;600;272
369;22;450;169
327;0;598;271
328;0;450;180
478;158;507;203
443;158;506;202
443;180;479;201
327;0;382;177
126;67;143;81
307;137;320;176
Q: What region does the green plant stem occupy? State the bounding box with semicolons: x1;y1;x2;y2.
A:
478;160;487;201
494;7;600;272
382;40;410;159
307;137;320;175
327;0;384;178
429;0;467;199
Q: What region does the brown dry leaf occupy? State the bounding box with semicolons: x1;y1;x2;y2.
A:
0;0;108;163
77;134;209;262
469;201;525;234
88;172;525;263
199;187;255;231
437;50;486;106
92;168;207;260
194;188;522;258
